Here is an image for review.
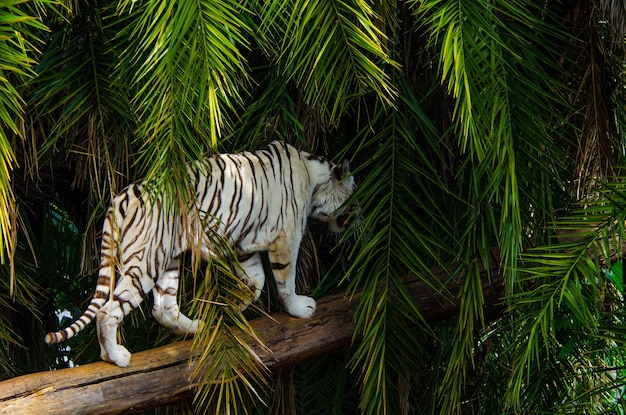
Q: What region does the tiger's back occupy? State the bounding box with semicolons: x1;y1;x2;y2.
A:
189;142;315;251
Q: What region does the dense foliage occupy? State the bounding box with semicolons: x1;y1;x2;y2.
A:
2;0;626;414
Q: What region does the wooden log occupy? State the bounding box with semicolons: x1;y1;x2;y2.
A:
0;266;504;414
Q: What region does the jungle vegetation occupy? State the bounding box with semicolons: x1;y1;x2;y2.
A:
2;0;626;414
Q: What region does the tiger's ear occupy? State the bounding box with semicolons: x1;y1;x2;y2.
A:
333;160;351;181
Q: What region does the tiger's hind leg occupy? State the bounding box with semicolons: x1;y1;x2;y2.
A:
151;258;201;335
235;252;266;311
97;273;153;367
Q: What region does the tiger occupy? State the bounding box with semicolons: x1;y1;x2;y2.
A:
44;141;355;367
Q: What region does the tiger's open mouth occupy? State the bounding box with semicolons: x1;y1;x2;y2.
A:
335;212;350;229
329;203;357;232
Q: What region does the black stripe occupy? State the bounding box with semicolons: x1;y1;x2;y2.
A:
270;262;289;270
94;289;108;299
238;252;254;262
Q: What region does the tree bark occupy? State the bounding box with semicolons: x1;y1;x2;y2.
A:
0;265;504;415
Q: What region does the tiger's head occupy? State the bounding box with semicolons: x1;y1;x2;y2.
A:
309;159;355;233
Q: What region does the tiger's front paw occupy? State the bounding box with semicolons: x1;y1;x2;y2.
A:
284;295;316;319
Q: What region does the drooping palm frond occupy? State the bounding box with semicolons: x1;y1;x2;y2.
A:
345;74;454;414
0;0;52;276
407;1;573;411
0;0;71;378
229;63;305;149
505;179;626;413
416;0;568;273
31;1;133;197
190;248;270;415
113;0;253;204
289;351;359;415
26;2;138;281
257;0;398;125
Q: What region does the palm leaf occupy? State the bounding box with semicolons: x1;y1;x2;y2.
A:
0;0;51;274
505;179;626;412
29;1;136;272
258;0;398;125
229;63;305;148
346;74;453;414
190;247;270;415
114;0;252;201
407;1;574;410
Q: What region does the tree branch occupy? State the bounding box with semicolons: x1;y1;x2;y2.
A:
0;265;504;414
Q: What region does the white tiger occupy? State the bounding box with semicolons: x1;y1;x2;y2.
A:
44;141;354;367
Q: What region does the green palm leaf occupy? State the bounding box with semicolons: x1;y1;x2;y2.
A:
258;0;397;124
113;0;253;203
190;249;270;415
407;1;573;410
346;76;451;414
504;203;625;411
0;1;50;269
33;3;131;195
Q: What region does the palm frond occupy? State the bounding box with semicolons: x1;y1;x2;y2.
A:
28;1;135;271
258;0;398;125
190;251;270;415
32;1;133;194
0;0;51;271
229;63;304;148
114;0;252;203
346;76;452;414
291;351;358;415
505;179;626;412
409;0;573;412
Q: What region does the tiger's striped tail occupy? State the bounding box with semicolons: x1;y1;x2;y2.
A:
44;207;118;345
